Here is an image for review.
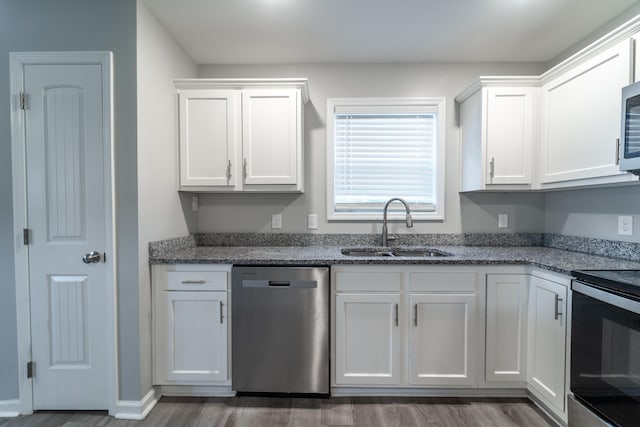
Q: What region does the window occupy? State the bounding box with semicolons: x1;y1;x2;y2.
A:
327;98;445;221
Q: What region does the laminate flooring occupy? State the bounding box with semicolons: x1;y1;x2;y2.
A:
0;396;556;427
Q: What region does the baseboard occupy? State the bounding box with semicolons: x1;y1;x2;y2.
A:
159;385;235;397
331;387;529;398
0;399;21;417
114;388;159;420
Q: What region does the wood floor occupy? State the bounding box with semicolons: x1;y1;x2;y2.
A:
0;396;556;427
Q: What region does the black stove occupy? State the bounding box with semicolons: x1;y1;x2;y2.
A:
571;269;640;302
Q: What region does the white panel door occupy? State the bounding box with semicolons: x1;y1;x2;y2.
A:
335;293;401;385
540;39;632;183
485;87;534;185
486;274;528;383
527;276;567;412
163;291;228;383
179;90;240;187
242;89;299;185
24;63;109;409
408;293;477;386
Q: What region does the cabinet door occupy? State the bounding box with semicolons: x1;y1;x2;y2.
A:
335;293;401;385
539;39;632;184
179;90;239;188
408;292;477;386
527;276;567;411
486;274;528;383
162;291;228;383
485;87;534;185
242;89;299;185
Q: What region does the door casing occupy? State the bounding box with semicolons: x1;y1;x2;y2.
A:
10;51;117;415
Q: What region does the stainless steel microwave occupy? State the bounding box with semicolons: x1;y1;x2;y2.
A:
621;81;640;175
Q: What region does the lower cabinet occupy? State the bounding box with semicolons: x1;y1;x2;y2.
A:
527;272;569;414
333;266;481;388
152;264;232;386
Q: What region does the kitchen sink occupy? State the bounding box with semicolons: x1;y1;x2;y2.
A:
341;247;452;257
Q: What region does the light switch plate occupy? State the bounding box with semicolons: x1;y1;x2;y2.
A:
307;213;318;230
618;215;633;236
271;213;282;229
498;214;508;229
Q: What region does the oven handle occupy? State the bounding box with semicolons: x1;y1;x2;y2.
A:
572;281;640;315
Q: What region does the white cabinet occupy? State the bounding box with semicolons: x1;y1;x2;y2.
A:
175;79;308;193
485;274;528;383
458;79;537;191
539;39;635;188
409;292;476;386
527;273;568;414
153;265;232;386
332;266;480;388
334;293;401;385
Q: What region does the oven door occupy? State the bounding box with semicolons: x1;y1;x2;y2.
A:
571;281;640;426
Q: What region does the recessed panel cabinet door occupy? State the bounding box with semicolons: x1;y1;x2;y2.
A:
527;276;567;412
242;89;299;185
335;293;401;385
179;90;239;187
408;293;477;386
162;291;228;383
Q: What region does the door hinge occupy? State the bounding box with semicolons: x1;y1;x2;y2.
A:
27;361;33;379
19;92;27;110
23;228;31;245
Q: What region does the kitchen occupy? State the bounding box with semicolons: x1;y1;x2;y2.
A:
2;0;640;426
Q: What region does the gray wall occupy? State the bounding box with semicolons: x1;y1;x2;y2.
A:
196;63;548;235
0;0;140;401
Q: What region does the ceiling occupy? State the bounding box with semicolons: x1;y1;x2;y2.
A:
143;0;639;64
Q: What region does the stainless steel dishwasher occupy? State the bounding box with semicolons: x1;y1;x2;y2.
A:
232;266;329;395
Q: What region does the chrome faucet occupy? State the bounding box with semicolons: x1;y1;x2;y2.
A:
382;198;413;247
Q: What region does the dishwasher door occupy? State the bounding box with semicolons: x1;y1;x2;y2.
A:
232;266;329;395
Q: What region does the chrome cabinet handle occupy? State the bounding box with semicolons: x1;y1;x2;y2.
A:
394;303;399;327
219;300;224;324
181;280;206;284
413;304;418;327
82;251;102;264
489;157;495;180
226;160;232;180
616;138;621;165
554;294;563;320
243;158;248;179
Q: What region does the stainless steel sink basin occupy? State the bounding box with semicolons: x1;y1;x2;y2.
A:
341;247;452;257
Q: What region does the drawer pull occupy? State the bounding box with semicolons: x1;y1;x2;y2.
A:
414;303;418;327
394;303;399;327
219;300;224;324
181;280;206;284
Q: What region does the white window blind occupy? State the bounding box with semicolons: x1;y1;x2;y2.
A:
332;103;439;215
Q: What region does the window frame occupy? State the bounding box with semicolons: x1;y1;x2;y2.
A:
326;97;446;221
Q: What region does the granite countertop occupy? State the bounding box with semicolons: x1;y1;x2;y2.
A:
149;244;640;276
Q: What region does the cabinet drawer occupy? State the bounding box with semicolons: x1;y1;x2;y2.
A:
335;271;402;292
166;271;228;291
409;272;477;292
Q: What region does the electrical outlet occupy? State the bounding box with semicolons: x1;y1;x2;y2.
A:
307;213;318;230
191;196;199;212
498;214;508;229
618;215;633;236
271;213;282;229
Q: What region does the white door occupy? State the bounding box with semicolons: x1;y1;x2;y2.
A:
163;291;228;383
527;276;567;411
242;89;299;185
334;293;401;385
178;90;240;188
23;61;111;409
408;292;477;386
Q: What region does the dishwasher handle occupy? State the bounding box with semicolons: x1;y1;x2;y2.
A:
242;279;318;289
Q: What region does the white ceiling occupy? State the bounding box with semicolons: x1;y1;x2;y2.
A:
143;0;639;64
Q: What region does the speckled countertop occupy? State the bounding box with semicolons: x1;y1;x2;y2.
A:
149;244;640;276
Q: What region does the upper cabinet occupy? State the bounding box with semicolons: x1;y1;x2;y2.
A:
458;18;640;192
458;79;537;191
175;78;309;193
538;39;634;188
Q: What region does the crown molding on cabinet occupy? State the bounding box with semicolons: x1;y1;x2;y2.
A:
173;77;310;104
455;76;540;103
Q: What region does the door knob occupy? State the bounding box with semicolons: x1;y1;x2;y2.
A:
82;251;102;264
